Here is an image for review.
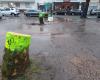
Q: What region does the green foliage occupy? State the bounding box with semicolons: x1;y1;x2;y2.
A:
5;32;31;52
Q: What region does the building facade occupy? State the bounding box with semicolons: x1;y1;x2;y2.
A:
89;0;100;10
0;0;37;10
64;0;100;10
70;0;100;10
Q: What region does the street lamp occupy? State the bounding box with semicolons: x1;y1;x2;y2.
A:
52;0;54;13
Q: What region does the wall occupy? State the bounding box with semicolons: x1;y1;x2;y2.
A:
89;0;99;10
0;2;8;7
0;2;37;10
31;3;38;10
18;2;37;10
90;0;99;2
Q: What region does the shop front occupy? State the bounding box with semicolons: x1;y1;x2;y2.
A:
53;2;71;11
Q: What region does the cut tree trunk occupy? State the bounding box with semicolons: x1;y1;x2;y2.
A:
81;0;90;18
2;32;31;80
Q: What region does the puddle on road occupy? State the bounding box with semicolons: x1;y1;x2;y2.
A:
70;53;100;80
96;18;100;22
17;22;65;35
73;19;86;33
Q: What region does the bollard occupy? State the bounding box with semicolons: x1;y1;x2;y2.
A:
2;32;31;80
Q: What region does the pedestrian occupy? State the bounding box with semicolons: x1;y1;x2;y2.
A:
90;9;93;15
39;12;44;25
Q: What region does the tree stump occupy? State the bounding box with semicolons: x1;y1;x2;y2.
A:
2;32;31;80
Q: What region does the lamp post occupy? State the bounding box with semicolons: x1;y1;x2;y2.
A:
51;0;54;15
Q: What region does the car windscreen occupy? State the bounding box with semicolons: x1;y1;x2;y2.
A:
0;9;5;11
5;8;10;11
28;10;37;12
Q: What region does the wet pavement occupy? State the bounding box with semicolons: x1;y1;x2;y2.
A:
0;15;100;80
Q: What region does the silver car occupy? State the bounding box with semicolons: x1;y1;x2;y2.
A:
90;9;100;15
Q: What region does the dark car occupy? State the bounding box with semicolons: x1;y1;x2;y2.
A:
0;10;2;19
70;9;82;15
97;10;100;18
24;9;48;17
53;10;67;15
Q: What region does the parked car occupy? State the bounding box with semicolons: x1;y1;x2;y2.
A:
90;9;100;15
0;11;2;19
97;10;100;18
24;9;48;17
0;8;2;19
70;9;82;15
1;8;20;16
53;10;67;15
24;9;39;17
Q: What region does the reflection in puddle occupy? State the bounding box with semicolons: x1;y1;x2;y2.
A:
96;18;100;22
78;19;86;32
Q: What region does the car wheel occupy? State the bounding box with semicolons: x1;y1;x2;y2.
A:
11;13;15;16
0;17;2;19
72;13;74;15
2;14;5;16
25;14;28;17
26;14;30;17
15;14;19;17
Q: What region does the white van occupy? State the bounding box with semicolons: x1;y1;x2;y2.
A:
1;8;20;16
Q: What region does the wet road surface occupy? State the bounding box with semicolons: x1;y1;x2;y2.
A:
0;15;100;80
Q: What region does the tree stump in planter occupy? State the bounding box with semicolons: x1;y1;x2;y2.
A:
2;32;31;80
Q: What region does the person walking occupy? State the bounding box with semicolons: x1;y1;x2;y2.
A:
39;12;44;25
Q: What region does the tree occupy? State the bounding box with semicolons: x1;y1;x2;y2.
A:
80;0;90;18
